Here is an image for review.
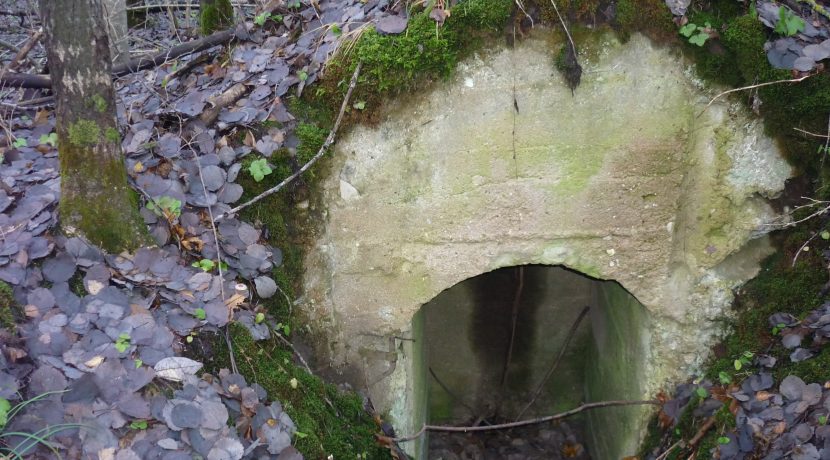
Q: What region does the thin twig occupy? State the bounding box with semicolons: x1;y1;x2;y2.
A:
0;38;20;53
515;306;590;421
393;399;660;442
1;28;42;79
549;0;575;53
215;61;363;222
190;145;238;374
793;127;830;138
655;440;683;460
500;266;524;386
699;75;812;117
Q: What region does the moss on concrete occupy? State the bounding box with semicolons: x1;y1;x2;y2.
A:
318;0;512;124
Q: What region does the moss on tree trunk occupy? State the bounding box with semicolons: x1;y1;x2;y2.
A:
199;0;233;35
40;0;150;253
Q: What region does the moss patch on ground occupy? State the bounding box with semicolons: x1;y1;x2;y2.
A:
317;0;513;125
204;324;386;459
0;281;18;331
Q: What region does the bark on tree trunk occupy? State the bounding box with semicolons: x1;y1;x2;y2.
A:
199;0;233;35
39;0;150;252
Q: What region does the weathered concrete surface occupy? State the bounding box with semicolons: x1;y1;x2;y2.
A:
301;29;791;457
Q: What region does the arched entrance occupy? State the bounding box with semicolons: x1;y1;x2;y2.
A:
414;265;649;459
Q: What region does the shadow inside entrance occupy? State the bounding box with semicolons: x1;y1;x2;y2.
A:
415;265;650;460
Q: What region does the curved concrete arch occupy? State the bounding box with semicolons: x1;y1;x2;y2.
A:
301;29;791;455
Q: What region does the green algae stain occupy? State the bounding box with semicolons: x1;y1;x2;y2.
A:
91;94;107;113
68;120;101;147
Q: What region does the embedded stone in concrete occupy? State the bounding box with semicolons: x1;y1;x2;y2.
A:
301;29;791;458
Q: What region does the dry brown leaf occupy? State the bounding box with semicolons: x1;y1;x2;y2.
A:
244;130;256;148
34;109;50;125
7;347;27;361
756;390;774;401
24;304;39;318
224;293;246;310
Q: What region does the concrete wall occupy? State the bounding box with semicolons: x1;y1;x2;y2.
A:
300;28;791;452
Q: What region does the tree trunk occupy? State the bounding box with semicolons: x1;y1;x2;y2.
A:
39;0;150;252
101;0;130;67
199;0;233;35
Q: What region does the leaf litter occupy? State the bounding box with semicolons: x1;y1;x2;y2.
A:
0;0;426;456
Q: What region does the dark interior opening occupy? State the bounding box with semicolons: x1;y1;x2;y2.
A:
416;264;650;460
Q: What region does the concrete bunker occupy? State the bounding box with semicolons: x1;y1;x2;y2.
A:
416;264;650;459
300;29;792;459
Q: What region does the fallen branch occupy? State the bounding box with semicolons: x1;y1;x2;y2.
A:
6;29;42;72
199;83;248;125
699;74;813;117
215;61;363;222
0;27;238;89
393;399;660;442
515;305;590;421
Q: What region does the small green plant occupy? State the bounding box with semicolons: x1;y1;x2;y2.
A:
820;415;828;425
274;322;290;336
353;101;366;110
254;12;282;26
774;6;805;36
771;322;787;335
194;308;206;321
192;259;215;271
129;420;148;430
286;0;301;8
12;138;27;148
248;158;273;182
255;312;266;324
134;359;143;368
38;133;57;148
298;70;308;81
695;386;709;398
331;24;342;37
680;22;713;46
733;350;754;371
146;196;182;220
114;333;131;353
718;436;731;444
718;371;732;385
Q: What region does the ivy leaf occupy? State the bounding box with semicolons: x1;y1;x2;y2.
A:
248;158;272;182
775;6;805;36
695;387;708;398
679;23;697;38
689;33;708;47
12;138;27;148
194;308;206;321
